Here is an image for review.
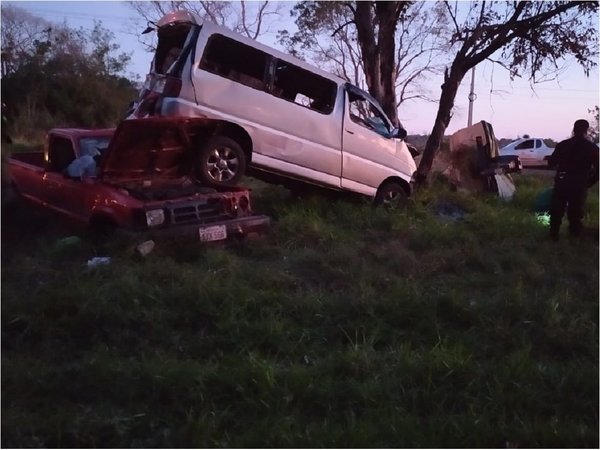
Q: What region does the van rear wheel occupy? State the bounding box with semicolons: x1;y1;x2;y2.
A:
195;136;246;186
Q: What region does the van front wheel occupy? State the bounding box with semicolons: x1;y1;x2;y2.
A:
195;136;246;186
374;181;408;208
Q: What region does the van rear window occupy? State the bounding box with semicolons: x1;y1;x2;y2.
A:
272;60;336;114
200;34;267;91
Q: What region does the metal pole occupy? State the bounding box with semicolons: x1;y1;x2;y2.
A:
467;66;476;127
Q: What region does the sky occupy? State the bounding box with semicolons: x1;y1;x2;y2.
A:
4;0;600;141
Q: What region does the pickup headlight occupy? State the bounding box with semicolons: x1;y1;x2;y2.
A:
145;209;165;227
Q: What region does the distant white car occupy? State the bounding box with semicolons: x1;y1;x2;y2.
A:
499;138;554;167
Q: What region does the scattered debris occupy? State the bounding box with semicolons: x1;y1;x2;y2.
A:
53;236;81;251
533;188;553;227
431;121;520;200
493;174;516;201
534;188;553;213
536;212;551;227
86;256;111;267
433;201;468;223
136;240;155;257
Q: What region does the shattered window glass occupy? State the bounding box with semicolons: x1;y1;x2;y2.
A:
49;137;76;172
271;60;337;114
155;23;194;75
80;137;111;157
347;91;392;138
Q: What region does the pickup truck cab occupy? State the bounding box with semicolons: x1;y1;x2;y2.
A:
8;117;269;241
499;137;554;167
128;10;416;205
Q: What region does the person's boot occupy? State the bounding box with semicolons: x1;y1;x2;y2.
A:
549;216;561;242
569;222;583;238
549;223;560;241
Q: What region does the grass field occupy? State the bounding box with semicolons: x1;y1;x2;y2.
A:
1;168;598;447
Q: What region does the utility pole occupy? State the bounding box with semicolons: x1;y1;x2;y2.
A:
467;67;476;127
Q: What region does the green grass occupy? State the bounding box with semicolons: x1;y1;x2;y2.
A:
2;172;598;447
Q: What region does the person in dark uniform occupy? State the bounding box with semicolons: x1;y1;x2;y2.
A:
548;119;599;241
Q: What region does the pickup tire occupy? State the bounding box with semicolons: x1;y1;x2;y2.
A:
374;181;408;208
195;136;246;186
2;182;21;208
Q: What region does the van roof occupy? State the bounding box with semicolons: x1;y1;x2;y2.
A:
160;10;349;87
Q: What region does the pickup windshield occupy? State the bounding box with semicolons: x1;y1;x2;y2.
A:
80;137;111;157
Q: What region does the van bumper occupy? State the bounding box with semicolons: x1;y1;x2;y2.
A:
147;214;271;240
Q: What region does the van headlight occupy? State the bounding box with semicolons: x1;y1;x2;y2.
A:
145;209;165;227
153;77;166;94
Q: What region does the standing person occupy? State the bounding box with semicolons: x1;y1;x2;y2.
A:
548;119;599;241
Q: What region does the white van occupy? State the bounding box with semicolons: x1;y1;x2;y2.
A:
130;10;417;204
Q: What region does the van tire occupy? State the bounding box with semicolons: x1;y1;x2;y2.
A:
374;181;408;208
196;136;246;186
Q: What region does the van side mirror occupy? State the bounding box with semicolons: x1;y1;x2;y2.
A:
142;21;156;34
393;128;407;140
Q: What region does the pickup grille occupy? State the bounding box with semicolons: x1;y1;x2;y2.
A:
168;199;229;225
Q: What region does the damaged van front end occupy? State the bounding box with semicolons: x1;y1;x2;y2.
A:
129;10;203;119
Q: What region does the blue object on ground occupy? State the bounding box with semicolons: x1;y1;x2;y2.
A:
534;187;553;213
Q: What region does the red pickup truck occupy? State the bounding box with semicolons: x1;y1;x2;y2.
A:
7;117;269;241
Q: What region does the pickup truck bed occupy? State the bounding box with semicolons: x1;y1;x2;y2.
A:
9;152;45;166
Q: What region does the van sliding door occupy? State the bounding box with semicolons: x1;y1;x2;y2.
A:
259;58;342;187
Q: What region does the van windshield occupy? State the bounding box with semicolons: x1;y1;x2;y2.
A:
346;85;394;138
154;23;200;75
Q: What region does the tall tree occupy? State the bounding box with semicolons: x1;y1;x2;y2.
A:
279;1;449;127
1;5;136;138
415;1;599;184
1;5;52;77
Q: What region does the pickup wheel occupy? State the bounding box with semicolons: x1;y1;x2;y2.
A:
374;181;408;208
195;136;246;186
2;182;21;208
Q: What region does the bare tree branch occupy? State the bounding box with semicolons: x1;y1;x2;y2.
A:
331;20;354;37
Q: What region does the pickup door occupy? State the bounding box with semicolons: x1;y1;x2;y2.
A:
10;153;97;223
42;172;95;222
8;152;47;202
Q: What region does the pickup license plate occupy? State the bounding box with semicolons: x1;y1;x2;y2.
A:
199;225;227;242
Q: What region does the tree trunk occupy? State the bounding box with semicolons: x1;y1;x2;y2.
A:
375;2;401;127
415;68;464;184
354;2;382;100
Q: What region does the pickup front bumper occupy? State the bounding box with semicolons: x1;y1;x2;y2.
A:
146;214;271;240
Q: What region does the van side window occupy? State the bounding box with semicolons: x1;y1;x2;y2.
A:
347;91;392;138
200;34;267;91
272;60;336;114
49;137;76;172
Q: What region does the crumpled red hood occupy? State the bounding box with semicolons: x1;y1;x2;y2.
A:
100;117;212;180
